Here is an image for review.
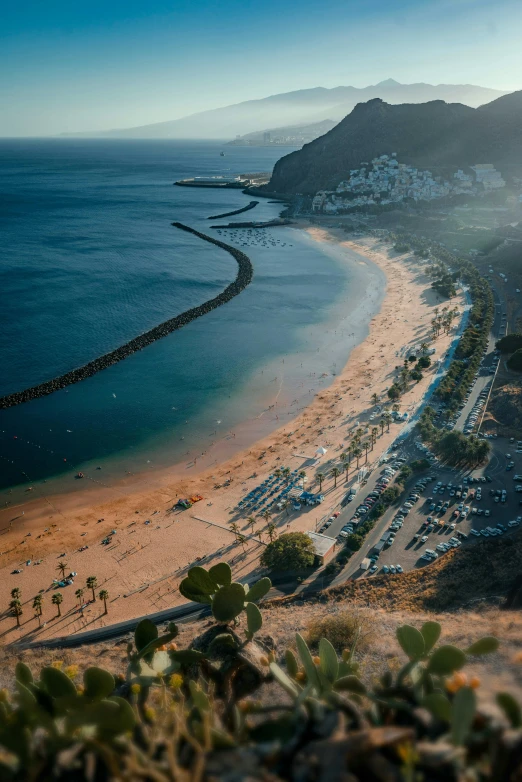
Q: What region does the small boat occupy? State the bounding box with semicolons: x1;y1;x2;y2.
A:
220;151;225;156
76;472;84;479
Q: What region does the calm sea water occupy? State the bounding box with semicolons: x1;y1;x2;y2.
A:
0;139;382;497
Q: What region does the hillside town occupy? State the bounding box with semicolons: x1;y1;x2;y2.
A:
311;153;506;213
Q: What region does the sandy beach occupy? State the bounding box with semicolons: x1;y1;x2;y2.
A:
0;227;464;644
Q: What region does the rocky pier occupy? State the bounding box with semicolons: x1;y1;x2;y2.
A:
0;223;254;409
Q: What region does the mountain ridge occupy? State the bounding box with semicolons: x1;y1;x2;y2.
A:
267;91;522;195
61;79;507;139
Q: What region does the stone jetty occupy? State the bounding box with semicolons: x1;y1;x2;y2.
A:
207;200;259;220
0;223;254;410
210;219;291;229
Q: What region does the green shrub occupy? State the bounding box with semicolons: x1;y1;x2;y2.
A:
344;533;363;552
387;384;401;400
260;532;315;571
411;458;430;472
507;348;522;372
497;333;522;354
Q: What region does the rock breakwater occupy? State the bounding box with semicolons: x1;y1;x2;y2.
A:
0;223;253;410
208;201;259;220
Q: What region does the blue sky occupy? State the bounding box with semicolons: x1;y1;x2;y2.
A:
2;0;521;135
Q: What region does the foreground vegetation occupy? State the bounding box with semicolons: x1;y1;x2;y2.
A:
1;560;521;781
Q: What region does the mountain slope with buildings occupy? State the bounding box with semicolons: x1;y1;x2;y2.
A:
267;91;522;196
227;119;337;147
61;80;506;139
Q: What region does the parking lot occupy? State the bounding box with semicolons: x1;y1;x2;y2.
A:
356;435;522;577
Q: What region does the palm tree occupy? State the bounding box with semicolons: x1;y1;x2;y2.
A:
56;561;68;579
262;509;271;525
247;516;256;534
355;427;364;442
230;522;241;543
330;466;340;488
298;470;306;486
11;587;21;601
316;472;325;491
371;392;379;406
383;411;392;432
274;468;282;480
339;452;348;479
237;534;247;552
352;445;363;470
371;427;379;449
266;523;277;543
379;418;385;436
392;403;400;414
75;588;85;613
282;467;291;484
283;498;291;517
86;576;98;602
363;441;369;463
32;595;43;625
99;589;109;614
10;599;23;627
52;592;63;618
399;367;409;391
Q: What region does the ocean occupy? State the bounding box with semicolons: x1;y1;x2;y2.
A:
0;139;384;500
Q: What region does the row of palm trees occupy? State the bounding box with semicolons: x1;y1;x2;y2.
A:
315;417;394;492
230;512;278;548
9;575;110;629
431;305;459;339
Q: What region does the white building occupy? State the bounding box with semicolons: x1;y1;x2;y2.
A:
471;164;506;190
311;154;507;214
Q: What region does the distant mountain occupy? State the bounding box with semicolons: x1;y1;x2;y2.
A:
267;91;522;195
62;80;507;139
227;120;337;147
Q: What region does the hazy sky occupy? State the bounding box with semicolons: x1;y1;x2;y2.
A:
2;0;522;136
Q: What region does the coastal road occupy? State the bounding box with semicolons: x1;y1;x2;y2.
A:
327;290;475;580
454;283;504;432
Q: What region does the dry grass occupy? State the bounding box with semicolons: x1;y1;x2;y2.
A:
305;609;376;653
2;529;522;715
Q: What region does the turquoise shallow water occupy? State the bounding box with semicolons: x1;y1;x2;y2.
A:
0;139;383;497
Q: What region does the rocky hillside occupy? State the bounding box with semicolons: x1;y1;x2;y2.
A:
268;91;522;194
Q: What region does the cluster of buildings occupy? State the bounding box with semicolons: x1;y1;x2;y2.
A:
312;154;506;214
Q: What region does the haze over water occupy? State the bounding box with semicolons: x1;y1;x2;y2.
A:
0;139;382;498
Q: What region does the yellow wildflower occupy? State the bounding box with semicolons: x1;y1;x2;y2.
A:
169;674;183;690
